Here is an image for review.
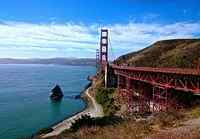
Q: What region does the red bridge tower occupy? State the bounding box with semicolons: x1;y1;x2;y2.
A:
99;29;108;70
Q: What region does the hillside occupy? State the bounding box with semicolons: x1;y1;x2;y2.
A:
114;39;200;68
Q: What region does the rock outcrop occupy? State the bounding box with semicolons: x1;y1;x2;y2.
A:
50;85;64;101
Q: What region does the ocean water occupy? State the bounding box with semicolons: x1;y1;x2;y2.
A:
0;64;95;139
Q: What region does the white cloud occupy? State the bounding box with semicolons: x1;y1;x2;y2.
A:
0;20;199;59
107;22;200;59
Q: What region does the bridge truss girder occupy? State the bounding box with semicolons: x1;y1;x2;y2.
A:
116;69;198;113
115;70;200;94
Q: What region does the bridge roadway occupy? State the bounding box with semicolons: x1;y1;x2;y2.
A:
111;64;200;94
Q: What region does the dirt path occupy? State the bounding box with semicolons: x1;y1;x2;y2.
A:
145;118;200;139
42;87;104;138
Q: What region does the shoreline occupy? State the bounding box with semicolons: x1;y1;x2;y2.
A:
38;82;91;131
42;82;104;138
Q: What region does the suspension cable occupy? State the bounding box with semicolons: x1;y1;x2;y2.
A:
108;31;115;62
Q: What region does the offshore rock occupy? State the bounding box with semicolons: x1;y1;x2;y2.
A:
74;95;81;99
50;85;64;101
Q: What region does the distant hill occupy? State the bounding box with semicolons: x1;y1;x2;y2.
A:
114;39;200;68
0;58;96;66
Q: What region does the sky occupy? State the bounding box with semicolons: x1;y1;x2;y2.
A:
0;0;199;59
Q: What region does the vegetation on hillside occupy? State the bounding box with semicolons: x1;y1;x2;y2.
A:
114;39;200;68
48;109;194;139
95;87;119;115
69;115;122;132
188;107;200;118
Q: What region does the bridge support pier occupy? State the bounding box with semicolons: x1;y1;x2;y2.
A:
138;87;151;113
152;86;169;112
117;76;152;113
117;75;125;89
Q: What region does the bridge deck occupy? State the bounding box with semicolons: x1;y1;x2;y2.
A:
111;65;200;76
111;64;200;94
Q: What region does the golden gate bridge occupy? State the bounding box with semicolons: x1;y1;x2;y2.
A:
96;29;200;113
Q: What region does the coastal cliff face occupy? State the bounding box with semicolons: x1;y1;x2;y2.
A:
114;39;200;68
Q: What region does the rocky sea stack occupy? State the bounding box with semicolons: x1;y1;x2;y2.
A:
50;85;64;101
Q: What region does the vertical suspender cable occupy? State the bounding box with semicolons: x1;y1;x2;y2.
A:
108;32;115;62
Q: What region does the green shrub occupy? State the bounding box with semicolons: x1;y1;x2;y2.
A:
190;107;200;118
70;115;122;132
95;88;118;115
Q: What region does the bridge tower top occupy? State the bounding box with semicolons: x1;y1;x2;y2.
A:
99;29;109;70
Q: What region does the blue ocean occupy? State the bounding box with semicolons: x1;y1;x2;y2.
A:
0;64;95;139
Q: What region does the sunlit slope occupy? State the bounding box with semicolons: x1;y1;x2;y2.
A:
114;39;200;68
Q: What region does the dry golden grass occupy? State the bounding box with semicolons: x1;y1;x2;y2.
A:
150;110;184;128
57;109;196;139
57;119;152;139
35;107;200;139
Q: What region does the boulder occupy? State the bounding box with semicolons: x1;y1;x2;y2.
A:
50;85;64;101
